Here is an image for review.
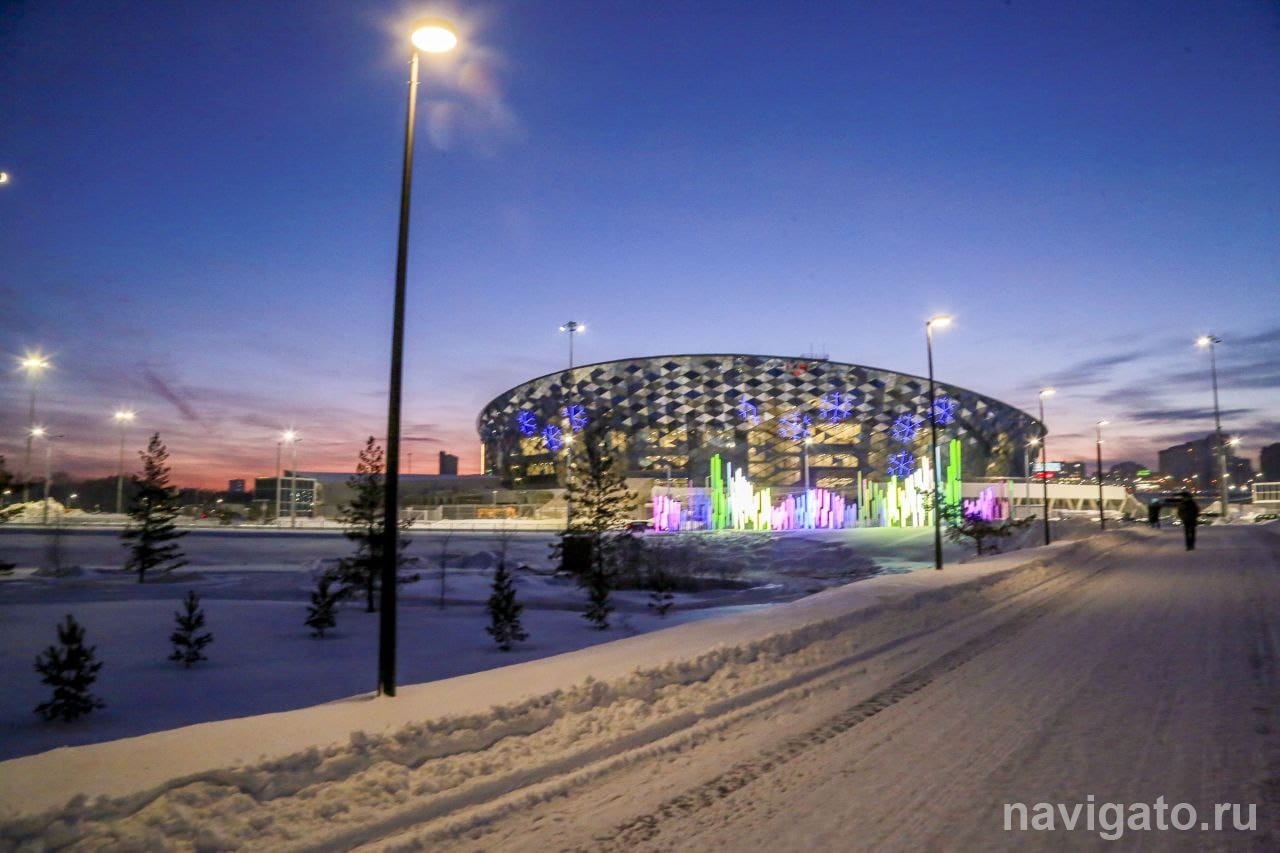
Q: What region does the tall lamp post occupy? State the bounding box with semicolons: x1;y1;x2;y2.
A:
113;409;135;515
1095;420;1108;530
29;427;52;525
1023;437;1040;519
559;321;583;527
380;18;459;698
285;431;300;528
925;315;952;570
1038;387;1056;545
1196;335;1230;520
19;353;51;503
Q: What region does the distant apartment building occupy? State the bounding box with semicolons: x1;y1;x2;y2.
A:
1158;434;1253;490
438;451;459;477
228;479;246;495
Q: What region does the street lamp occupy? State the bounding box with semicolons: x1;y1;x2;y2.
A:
286;431;300;528
1023;437;1040;518
380;17;459;699
113;409;136;515
18;352;51;503
559;321;583;527
925;315;952;570
1095;420;1108;531
29;426;53;525
559;321;584;371
1038;387;1056;545
277;430;297;526
1196;335;1230;520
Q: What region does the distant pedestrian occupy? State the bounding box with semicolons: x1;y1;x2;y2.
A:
1176;492;1200;551
1147;498;1161;528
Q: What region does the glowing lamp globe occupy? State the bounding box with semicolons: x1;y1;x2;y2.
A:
411;19;458;53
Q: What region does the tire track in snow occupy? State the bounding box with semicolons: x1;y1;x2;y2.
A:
586;551;1117;850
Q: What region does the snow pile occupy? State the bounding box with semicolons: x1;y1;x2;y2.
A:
0;532;1137;849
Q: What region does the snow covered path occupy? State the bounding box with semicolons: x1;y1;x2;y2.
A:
2;525;1277;849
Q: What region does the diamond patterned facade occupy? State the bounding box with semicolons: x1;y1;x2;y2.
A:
477;354;1041;489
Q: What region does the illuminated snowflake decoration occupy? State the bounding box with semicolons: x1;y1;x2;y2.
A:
887;451;916;478
562;404;588;432
516;411;538;436
931;395;957;426
819;392;853;423
737;399;761;424
541;424;564;452
890;413;920;443
778;411;812;442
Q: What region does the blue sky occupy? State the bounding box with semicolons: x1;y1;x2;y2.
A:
2;0;1277;487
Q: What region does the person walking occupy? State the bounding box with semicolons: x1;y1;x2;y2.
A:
1147;498;1161;528
1176;491;1200;551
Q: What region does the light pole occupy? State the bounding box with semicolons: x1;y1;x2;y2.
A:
559;321;583;528
1023;437;1040;519
802;436;812;492
113;409;135;515
289;433;300;528
19;353;51;503
380;18;458;699
277;430;297;527
1196;335;1231;520
1095;420;1108;530
925;315;952;570
1038;387;1056;545
29;427;52;525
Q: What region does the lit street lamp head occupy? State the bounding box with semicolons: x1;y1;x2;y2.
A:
281;429;299;443
411;18;458;53
1039;387;1056;398
559;321;583;334
1196;334;1221;348
0;171;9;185
29;426;45;438
926;314;953;329
18;353;51;375
113;409;136;424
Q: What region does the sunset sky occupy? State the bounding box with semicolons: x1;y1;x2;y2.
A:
2;0;1277;489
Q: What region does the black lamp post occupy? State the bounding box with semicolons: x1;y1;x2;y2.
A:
925;315;952;570
1038;387;1055;545
1095;420;1108;530
378;18;458;699
1196;335;1230;520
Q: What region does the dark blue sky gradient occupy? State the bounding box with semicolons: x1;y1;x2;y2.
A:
2;0;1277;487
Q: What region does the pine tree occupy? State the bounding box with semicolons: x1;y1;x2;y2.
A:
122;434;188;582
169;590;213;667
34;614;105;721
306;573;343;638
485;558;529;651
556;425;637;630
647;567;675;617
336;437;416;612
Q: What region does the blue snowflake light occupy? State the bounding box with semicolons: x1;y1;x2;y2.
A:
778;411;812;442
541;424;564;452
819;392;853;423
887;451;916;478
516;411;538;436
890;413;920;443
737;400;761;424
931;395;957;426
563;404;588;432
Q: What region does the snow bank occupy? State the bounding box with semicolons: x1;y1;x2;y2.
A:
0;531;1140;848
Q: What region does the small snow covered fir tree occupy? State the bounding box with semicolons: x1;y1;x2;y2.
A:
169;590;213;667
556;424;637;630
306;573;343;638
485;558;528;651
336;437;416;612
122;433;188;582
34;614;105;721
647;567;675;617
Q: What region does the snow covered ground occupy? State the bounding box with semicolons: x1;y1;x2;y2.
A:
0;524;999;761
4;522;1273;849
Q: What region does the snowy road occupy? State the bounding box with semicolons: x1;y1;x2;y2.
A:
387;525;1280;850
3;525;1277;849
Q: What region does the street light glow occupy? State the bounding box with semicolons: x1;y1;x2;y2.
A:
927;314;953;328
29;426;46;438
1196;334;1220;348
114;409;136;423
19;352;51;374
411;19;458;53
281;429;298;443
0;172;9;185
1039;387;1056;397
